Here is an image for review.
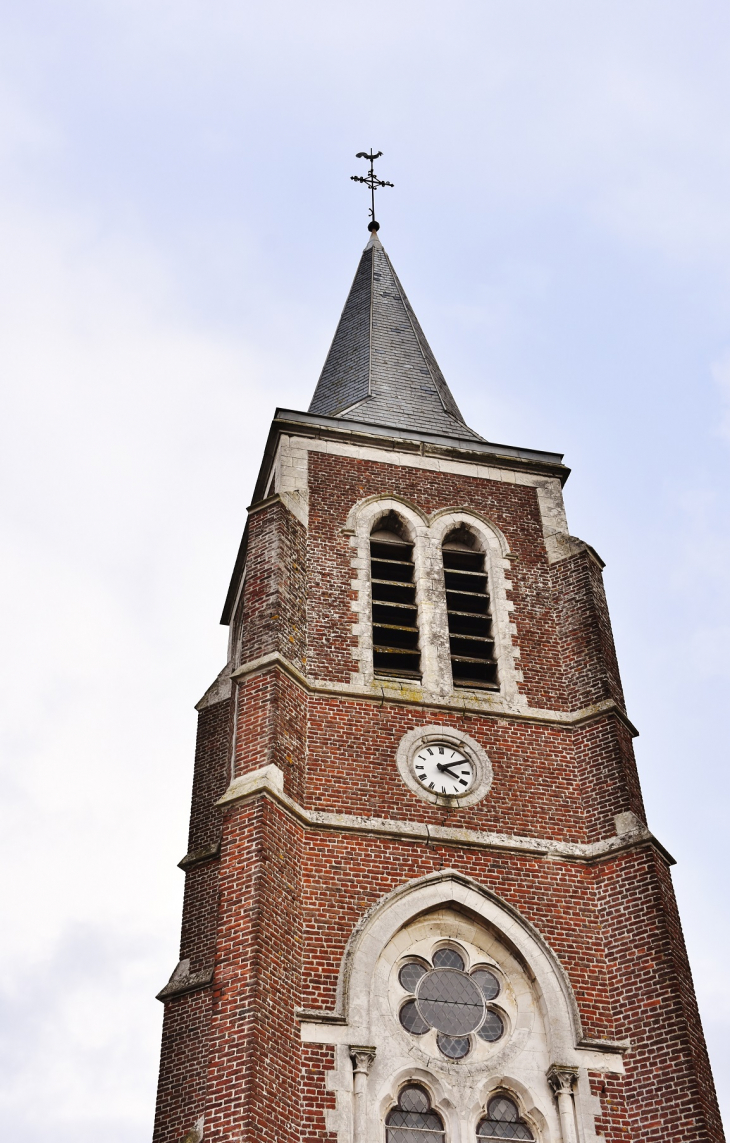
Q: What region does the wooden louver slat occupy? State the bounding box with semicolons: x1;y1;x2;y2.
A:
443;546;498;689
370;535;421;679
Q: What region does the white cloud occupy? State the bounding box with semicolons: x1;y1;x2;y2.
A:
0;189;283;1137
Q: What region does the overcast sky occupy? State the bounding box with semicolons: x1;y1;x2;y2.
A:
1;1;729;1138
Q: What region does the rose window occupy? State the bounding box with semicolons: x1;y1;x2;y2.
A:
397;946;504;1060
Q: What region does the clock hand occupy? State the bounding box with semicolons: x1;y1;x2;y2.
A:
436;761;468;774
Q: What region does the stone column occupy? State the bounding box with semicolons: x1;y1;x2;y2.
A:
350;1046;376;1143
547;1065;579;1143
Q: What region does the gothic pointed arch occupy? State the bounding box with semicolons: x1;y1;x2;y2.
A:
335;869;583;1061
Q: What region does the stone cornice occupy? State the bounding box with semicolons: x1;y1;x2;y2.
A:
246;491;283;518
219;409;571;623
229;652;639;738
216;764;675;867
262;409;568;499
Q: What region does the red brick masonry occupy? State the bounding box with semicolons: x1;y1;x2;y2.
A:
152;446;723;1143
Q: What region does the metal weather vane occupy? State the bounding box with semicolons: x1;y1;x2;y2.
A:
351;150;394;231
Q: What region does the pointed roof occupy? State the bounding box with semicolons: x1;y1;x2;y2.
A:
308;229;483;441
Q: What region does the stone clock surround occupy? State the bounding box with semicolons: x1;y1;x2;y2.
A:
395;724;493;808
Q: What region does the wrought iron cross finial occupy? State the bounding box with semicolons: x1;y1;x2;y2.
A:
351;150;394;231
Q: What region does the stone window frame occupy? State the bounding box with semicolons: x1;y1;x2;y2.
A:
310;871;591;1143
428;509;522;705
346;495;431;689
475;1084;545;1142
387;928;518;1071
345;498;522;704
376;1071;548;1143
380;914;531;1084
335;870;582;1058
378;1071;455;1143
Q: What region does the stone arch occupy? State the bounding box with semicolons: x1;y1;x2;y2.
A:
336;869;582;1065
370;507;416;544
344;495;433;690
475;1077;551;1142
344;492;429;535
429;506;512;559
377;1067;452;1116
442;520;486;553
377;1068;456;1142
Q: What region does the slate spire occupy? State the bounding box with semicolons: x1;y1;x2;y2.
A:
308;229;482;441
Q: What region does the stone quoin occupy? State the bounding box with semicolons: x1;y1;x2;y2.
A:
151;224;724;1143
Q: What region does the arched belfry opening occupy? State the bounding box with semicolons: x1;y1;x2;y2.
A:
370;510;411;543
442;526;498;689
370;512;421;680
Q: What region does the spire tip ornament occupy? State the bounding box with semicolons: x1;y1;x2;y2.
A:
351;150;393;230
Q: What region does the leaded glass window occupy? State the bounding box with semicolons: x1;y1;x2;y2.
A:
386;1085;445;1143
416;968;484;1035
397;942;505;1059
476;1096;534;1140
432;947;465;970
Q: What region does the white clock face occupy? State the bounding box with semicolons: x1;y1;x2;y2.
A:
413;744;474;797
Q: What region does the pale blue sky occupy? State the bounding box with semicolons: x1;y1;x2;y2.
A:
1;1;728;1138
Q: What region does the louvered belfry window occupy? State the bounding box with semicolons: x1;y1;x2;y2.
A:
370;514;421;679
443;528;498;689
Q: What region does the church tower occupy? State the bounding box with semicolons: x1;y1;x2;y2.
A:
152;221;724;1143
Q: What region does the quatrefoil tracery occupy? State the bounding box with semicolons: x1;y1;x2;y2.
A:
397;945;505;1060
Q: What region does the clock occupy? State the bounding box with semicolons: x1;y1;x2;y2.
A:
413;744;475;797
396;726;493;807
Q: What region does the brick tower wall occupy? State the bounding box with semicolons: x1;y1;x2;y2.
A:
152;436;723;1143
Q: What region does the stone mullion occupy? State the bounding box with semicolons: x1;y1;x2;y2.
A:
414;525;452;697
